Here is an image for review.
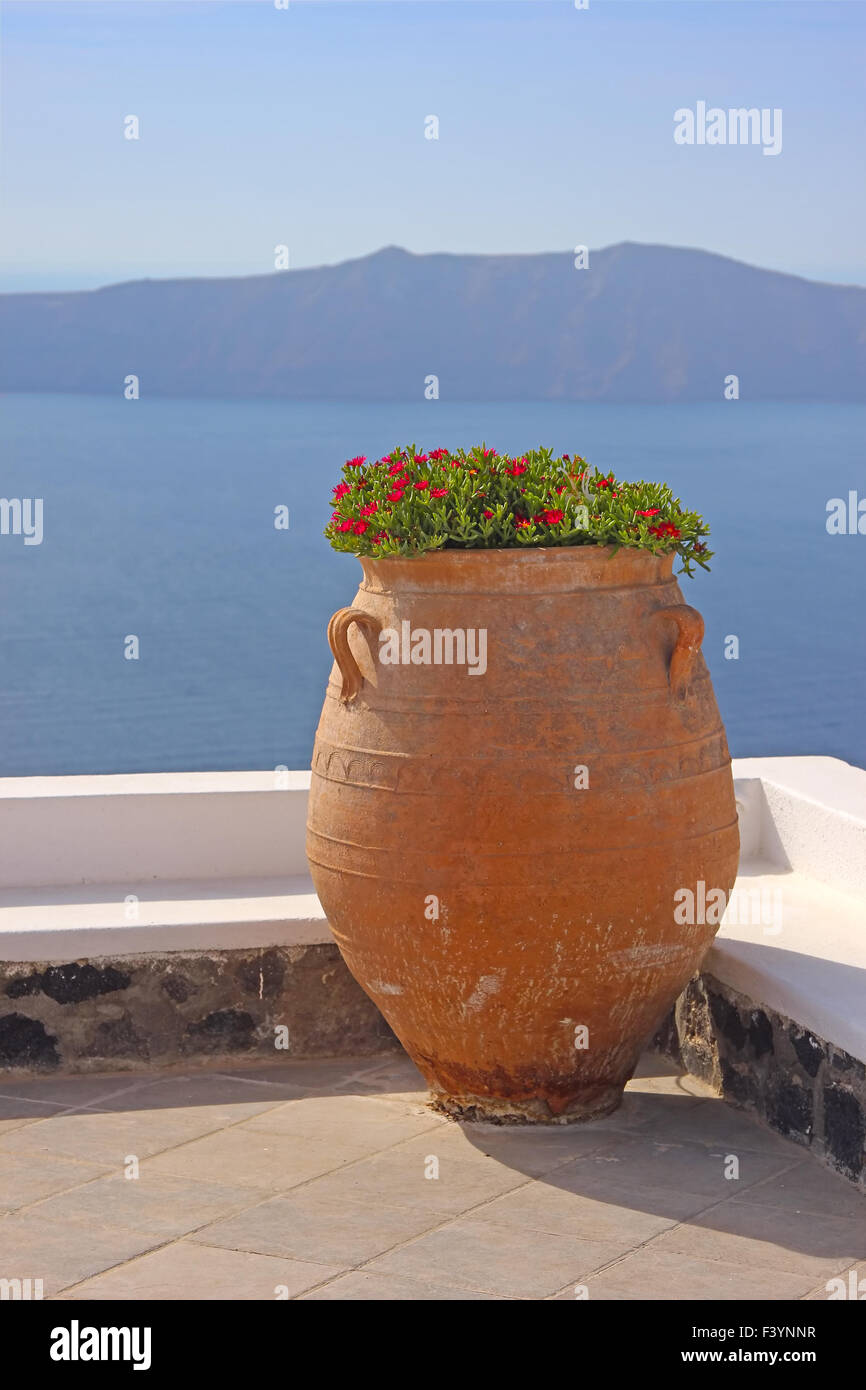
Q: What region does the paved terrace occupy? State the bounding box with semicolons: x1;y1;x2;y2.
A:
1;1050;864;1301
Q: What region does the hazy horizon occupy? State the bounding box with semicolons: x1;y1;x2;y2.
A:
4;239;866;299
2;0;865;292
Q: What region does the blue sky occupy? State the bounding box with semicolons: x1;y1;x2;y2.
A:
2;0;865;290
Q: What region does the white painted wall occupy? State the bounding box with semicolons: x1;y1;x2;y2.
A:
0;771;311;888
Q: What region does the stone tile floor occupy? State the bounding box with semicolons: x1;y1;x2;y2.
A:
1;1051;863;1301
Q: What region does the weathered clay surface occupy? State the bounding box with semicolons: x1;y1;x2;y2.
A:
657;973;866;1188
307;547;739;1122
0;943;398;1074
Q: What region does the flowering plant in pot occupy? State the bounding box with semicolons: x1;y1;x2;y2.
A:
307;445;738;1124
326;444;712;574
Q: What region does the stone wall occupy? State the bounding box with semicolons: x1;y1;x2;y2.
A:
4;942;864;1194
0;943;399;1074
656;973;866;1189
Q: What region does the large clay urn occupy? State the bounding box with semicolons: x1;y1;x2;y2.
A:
307;547;739;1122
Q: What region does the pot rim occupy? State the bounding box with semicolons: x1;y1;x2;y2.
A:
357;544;678;594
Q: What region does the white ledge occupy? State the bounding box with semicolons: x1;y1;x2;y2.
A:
711;865;866;1064
0;876;326;962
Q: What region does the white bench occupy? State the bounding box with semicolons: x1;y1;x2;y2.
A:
715;757;866;1065
0;770;325;962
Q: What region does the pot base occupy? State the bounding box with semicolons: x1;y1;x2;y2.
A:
429;1084;625;1126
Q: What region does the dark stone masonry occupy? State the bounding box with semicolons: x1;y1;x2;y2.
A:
655;973;866;1189
2;946;863;1191
0;943;398;1075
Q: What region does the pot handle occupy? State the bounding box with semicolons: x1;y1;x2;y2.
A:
655;604;704;700
327;607;381;703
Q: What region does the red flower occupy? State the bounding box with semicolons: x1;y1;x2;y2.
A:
649;522;681;540
360;501;378;517
514;516;531;529
353;520;368;535
414;453;429;465
372;531;389;544
555;484;567;495
330;511;341;523
388;462;405;476
337;519;354;533
483;510;494;519
414;480;429;491
346;456;367;469
481;447;498;458
332;482;351;500
387;488;404;502
505;462;527;477
562;454;570;462
538;509;565;525
636;508;660;517
430;487;448;498
429;448;450;460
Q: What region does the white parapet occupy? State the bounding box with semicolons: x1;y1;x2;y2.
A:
731;756;866;898
717;756;866;1064
0;770;326;959
0;770;312;887
0;757;864;1063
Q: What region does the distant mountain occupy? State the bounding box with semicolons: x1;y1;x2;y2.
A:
1;243;864;402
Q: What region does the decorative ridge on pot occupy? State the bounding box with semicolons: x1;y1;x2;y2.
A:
308;446;738;1124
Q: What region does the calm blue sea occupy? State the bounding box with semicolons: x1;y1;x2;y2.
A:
0;394;863;775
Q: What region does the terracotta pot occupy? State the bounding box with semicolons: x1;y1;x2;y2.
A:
307;547;739;1123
